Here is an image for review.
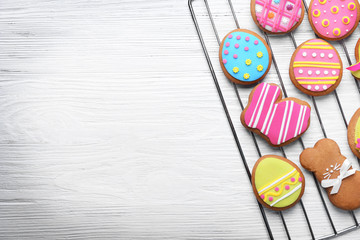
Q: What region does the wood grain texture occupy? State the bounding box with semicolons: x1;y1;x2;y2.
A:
0;0;359;239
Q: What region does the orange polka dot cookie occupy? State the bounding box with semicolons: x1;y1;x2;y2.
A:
308;0;360;41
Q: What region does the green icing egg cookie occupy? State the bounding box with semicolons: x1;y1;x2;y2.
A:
252;155;305;210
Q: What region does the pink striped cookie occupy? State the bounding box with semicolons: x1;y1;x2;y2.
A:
308;0;360;41
241;83;311;147
251;0;305;34
289;39;342;96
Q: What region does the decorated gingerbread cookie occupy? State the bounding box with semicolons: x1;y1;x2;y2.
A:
251;0;305;34
300;138;360;210
308;0;360;41
347;108;360;159
346;38;360;79
241;83;311;147
219;29;272;85
289;39;342;96
252;155;305;211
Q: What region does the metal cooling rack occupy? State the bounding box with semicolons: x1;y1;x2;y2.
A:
189;0;360;239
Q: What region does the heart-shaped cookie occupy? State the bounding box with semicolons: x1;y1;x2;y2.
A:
241;83;311;147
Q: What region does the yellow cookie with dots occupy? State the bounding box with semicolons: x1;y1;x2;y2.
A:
252;155;305;211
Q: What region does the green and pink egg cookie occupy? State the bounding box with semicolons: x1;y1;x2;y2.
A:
348;108;360;159
252;155;305;211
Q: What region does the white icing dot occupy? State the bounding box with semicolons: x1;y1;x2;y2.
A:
299;69;303;74
303;52;307;57
346;29;349;32
323;85;327;90
330;165;333;168
281;17;289;24
307;85;312;90
315;21;318;24
351;14;354;17
324;10;326;13
332;70;337;75
324;70;329;75
334;20;337;23
255;4;263;13
320;53;325;58
312;52;317;58
326;168;329;171
342;5;344;8
328;53;333;58
330;170;333;173
315;85;320;90
308;70;313;75
316;70;321;75
326;32;329;35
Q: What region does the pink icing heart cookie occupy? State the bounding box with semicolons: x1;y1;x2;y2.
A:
251;0;305;34
289;39;343;96
241;83;311;147
308;0;360;41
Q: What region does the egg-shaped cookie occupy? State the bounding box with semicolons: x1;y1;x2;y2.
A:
289;39;342;96
252;155;305;211
308;0;360;41
219;29;272;85
348;108;360;159
251;0;305;34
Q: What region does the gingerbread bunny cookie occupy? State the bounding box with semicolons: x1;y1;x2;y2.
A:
300;138;360;210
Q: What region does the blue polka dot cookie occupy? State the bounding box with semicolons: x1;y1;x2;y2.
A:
219;29;272;85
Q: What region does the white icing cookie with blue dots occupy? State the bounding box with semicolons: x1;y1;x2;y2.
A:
219;29;272;85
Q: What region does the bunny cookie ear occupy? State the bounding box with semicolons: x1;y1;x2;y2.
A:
300;139;344;173
300;148;321;172
241;82;311;147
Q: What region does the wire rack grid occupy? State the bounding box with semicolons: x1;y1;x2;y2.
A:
189;0;360;239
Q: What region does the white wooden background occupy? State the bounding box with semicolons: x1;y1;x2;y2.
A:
0;0;360;239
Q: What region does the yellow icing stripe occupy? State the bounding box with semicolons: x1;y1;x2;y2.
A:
298;81;336;84
301;46;333;49
294;61;339;66
355;117;360;146
293;64;341;69
264;173;300;198
295;76;338;80
304;42;330;46
258;169;297;195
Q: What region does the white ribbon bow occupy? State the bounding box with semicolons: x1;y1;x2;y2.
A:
321;159;356;195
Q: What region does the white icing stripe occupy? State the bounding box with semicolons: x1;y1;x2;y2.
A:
253;84;270;128
265;104;278;135
277;101;289;145
294;105;303;138
270;183;302;207
258;168;296;195
261;87;279;133
298;106;307;135
282;101;294;143
249;83;267;127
